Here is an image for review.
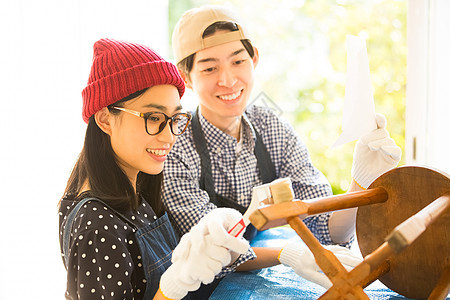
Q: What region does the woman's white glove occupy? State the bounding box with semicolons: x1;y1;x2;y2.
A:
192;207;250;253
159;262;201;299
161;208;250;298
351;113;401;189
172;208;250;263
278;241;362;289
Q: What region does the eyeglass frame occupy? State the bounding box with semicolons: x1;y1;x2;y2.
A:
110;106;192;136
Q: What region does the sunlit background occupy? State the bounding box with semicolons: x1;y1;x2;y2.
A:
1;0;449;299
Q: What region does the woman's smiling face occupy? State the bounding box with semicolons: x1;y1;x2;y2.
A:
107;85;182;182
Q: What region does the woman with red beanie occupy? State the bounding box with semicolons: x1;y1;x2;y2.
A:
58;38;249;300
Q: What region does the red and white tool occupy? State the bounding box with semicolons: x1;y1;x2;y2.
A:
228;183;273;237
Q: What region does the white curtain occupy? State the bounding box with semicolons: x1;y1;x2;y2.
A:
406;0;450;174
0;1;168;298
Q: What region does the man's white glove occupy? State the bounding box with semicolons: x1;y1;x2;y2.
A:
169;208;250;288
352;113;401;189
279;241;362;289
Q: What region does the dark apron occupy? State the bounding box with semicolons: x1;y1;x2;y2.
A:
191;108;277;241
62;197;179;299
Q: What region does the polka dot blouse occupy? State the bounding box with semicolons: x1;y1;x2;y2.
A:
59;192;158;299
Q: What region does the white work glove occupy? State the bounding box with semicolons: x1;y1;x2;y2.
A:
279;241;362;289
171;208;250;284
352;113;401;189
192;208;250;253
159;262;201;299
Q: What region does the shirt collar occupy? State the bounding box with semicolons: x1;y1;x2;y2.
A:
241;111;257;149
198;110;257;152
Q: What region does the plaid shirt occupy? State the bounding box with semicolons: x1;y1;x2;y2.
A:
163;105;345;276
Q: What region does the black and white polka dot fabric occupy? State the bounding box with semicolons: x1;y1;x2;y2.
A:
59;193;158;299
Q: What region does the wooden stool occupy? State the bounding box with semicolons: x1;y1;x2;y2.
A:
249;166;450;299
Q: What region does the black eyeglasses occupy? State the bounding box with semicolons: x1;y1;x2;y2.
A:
111;107;191;136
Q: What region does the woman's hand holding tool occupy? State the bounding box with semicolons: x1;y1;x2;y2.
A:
228;183;272;237
161;208;250;299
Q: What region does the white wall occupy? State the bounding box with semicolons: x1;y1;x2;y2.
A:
406;0;450;174
0;1;168;299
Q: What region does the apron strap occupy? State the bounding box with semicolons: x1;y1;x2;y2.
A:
191;107;277;210
62;197;95;269
191;108;218;204
254;128;277;184
62;197;138;269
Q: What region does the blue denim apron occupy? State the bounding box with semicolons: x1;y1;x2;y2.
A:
191;108;277;241
63;197;178;299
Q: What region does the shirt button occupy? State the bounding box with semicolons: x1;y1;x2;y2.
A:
153;215;157;220
216;147;221;153
240;194;245;200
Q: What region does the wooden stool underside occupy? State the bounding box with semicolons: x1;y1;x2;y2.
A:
356;166;450;299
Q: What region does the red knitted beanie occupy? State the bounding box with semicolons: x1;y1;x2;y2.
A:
81;38;185;123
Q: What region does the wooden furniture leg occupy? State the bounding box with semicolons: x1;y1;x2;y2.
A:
324;191;449;298
357;167;450;298
249;166;450;299
287;216;369;299
250;187;388;231
428;266;450;300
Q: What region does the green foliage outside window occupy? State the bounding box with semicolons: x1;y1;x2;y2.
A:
169;0;406;195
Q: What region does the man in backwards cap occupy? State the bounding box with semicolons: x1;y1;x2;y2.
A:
163;4;401;290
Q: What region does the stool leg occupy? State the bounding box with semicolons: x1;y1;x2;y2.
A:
360;260;390;289
287;216;370;299
428;266;450;300
325;192;450;299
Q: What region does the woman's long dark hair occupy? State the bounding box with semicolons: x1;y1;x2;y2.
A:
62;89;165;215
